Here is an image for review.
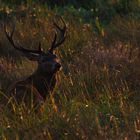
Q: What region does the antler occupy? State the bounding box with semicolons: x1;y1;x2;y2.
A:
4;24;43;55
49;16;66;53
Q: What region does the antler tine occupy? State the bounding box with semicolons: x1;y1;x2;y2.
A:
54;16;66;32
49;16;66;53
4;24;18;49
4;24;43;54
49;33;57;53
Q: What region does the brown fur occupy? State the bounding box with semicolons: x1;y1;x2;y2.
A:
4;16;66;109
7;68;58;108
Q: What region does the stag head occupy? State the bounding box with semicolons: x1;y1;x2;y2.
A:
4;17;66;75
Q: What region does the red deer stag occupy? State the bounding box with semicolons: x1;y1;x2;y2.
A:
4;17;66;108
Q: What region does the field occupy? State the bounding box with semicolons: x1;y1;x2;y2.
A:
0;1;140;140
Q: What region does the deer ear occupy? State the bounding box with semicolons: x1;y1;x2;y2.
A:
49;49;55;54
22;53;40;61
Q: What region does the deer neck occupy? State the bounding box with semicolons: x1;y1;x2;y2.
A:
27;70;56;100
33;69;56;81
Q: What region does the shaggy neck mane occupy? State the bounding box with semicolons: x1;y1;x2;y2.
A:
27;69;57;100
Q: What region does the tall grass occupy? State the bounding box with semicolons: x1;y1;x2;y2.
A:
0;4;140;140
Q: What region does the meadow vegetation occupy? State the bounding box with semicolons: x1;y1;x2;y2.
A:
0;1;140;140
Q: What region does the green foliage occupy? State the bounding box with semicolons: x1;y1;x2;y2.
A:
0;0;140;23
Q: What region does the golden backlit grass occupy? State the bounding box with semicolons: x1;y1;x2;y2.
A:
0;5;140;140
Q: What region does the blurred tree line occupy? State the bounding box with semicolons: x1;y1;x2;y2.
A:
1;0;140;14
0;0;140;26
1;0;140;12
